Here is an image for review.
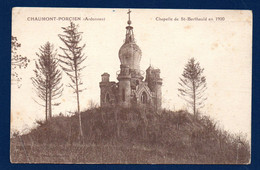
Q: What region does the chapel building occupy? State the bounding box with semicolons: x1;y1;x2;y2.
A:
99;10;162;111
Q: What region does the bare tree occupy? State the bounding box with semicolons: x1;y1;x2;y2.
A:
11;36;30;87
58;22;86;142
32;42;63;121
178;58;207;117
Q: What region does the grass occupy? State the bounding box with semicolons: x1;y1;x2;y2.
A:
10;106;250;164
10;143;189;164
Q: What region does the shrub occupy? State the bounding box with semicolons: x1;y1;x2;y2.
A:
11;107;250;164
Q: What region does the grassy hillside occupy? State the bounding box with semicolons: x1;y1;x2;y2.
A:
10;106;250;164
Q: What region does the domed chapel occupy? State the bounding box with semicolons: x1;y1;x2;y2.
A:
99;9;163;111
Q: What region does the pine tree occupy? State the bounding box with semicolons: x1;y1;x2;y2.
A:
58;22;86;142
32;42;63;121
11;36;30;87
178;58;207;117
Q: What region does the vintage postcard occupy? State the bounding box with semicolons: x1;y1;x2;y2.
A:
11;8;252;164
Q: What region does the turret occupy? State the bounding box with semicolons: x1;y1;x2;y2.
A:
101;72;110;82
117;64;131;107
145;66;163;111
154;75;162;112
99;73;110;107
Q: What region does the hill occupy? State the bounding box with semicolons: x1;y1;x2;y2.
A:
10;106;250;164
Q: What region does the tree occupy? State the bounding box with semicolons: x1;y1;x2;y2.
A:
178;58;207;117
32;42;63;122
58;22;86;142
11;36;30;87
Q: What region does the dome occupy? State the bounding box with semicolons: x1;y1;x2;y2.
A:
118;41;142;70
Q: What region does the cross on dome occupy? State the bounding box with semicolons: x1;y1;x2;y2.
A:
127;9;132;25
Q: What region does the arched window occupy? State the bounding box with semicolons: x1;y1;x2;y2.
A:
122;89;125;102
105;93;110;103
141;91;147;104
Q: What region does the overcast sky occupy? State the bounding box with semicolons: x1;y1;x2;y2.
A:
11;8;252;139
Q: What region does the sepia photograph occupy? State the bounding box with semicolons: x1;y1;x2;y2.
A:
11;8;252;164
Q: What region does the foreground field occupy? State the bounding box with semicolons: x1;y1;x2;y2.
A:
11;142;249;164
10;143;210;164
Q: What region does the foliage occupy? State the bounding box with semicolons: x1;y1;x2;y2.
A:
11;36;30;87
178;58;207;117
31;42;63;121
58;22;87;142
11;107;250;164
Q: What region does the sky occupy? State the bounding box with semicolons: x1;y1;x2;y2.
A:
11;8;252;139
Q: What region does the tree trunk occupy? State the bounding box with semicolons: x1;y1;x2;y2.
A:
193;81;196;117
45;82;48;122
75;64;84;143
48;55;52;120
49;88;52;119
